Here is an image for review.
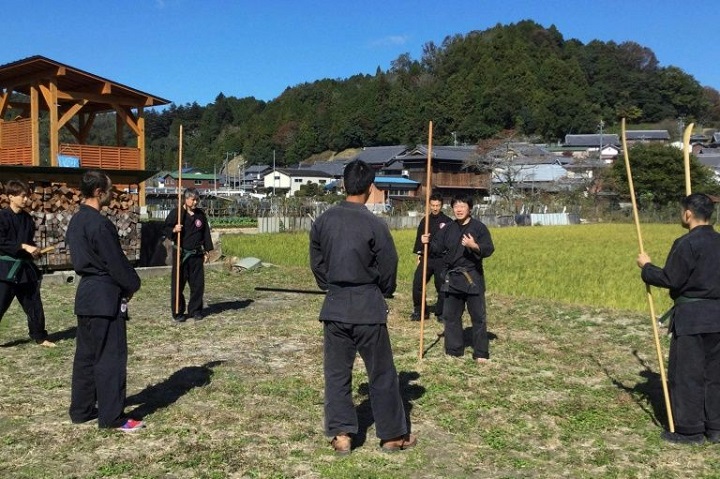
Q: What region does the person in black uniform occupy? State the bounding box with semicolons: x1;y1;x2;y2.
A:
67;171;144;432
411;191;451;321
637;193;720;444
423;193;494;364
0;180;54;347
164;188;213;323
309;159;416;455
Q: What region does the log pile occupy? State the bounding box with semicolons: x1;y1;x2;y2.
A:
0;183;140;269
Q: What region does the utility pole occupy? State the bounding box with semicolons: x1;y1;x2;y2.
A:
272;150;276;196
214;162;218;196
223;151;238;189
598;119;604;161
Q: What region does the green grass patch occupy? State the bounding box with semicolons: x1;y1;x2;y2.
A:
209;216;257;228
223;223;680;312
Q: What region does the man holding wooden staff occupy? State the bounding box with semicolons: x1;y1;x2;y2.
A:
164;188;213;323
636;193;720;444
410;191;451;322
0;179;54;347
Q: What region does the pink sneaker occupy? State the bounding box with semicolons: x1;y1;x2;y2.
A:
116;419;145;433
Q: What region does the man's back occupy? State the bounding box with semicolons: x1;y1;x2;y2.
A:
310;201;398;324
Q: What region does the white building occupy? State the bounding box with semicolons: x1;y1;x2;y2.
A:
263;168;335;197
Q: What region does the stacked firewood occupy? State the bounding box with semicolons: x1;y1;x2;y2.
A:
0;183;140;269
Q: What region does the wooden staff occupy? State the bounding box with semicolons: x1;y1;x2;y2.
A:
419;121;433;359
683;122;694;195
621;118;675;432
174;125;183;316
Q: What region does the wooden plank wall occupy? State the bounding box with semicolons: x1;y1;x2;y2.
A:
58;144;141;169
0;119;33;165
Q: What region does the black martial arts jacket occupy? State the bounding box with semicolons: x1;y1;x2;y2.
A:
413;211;452;258
163;207;214;254
67;205;141;317
429;217;495;291
0;208;40;284
642;224;720;336
310;201;398;324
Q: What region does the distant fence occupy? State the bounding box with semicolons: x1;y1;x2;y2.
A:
256;212;580;233
257;216;314;233
527;213;580;226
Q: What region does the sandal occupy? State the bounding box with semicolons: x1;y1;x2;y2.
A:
330;433;351;455
380;433;417;452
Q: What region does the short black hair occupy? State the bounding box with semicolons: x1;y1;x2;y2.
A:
184;188;200;200
429;191;443;202
681;193;715;221
5;179;29;197
343;159;375;196
450;193;474;209
79;170;111;198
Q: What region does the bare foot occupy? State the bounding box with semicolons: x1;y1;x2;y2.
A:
38;340;56;348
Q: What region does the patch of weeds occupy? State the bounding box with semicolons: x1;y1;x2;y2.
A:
484;427;509;450
94;461;134;476
563;407;613;437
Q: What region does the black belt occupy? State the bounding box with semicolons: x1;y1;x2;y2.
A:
658;295;712;324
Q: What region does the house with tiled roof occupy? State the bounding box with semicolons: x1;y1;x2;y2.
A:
394;145;491;199
485;142;582;193
625;130;670;143
564;134;620;148
352;145;408;167
159;170;217;191
242;164;272;191
562;134;620;161
298;159;347;177
697;151;720;181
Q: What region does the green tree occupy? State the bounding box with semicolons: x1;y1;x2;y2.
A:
295;181;325;197
610;143;719;207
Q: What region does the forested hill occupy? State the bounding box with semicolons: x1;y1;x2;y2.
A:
142;20;720;171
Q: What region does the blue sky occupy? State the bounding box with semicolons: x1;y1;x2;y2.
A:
7;0;718;107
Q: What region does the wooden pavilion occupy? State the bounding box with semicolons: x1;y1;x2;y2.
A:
0;55;171;203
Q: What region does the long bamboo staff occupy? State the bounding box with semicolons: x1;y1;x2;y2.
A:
419;121;434;359
683;122;694;195
174;125;184;316
621;118;675;432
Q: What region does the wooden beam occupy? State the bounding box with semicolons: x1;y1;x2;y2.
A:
59;89;155;107
37;83;53;108
116;110;124;146
30;85;39;166
79;112;96;142
137;107;146;206
111;103;141;136
0;67;67;89
58;100;88;129
48;79;59;166
0;91;8;118
62;121;81;142
101;82;112;94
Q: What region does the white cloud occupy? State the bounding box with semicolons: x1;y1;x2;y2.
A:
370;35;409;48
